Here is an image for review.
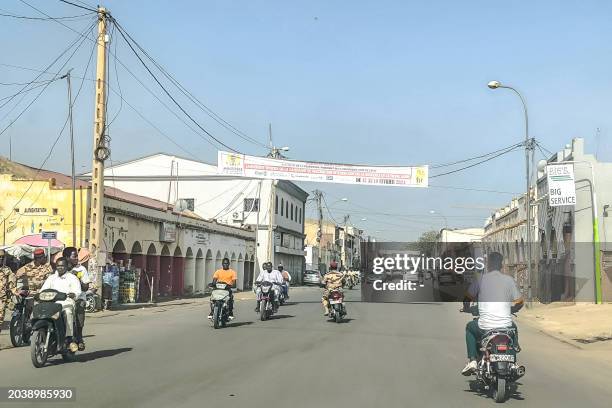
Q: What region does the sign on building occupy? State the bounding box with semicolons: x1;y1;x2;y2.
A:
41;231;57;240
160;222;177;242
547;164;576;207
217;151;428;188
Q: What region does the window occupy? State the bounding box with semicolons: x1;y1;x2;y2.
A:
244;198;259;212
285;201;289;218
275;196;278;214
281;198;284;216
291;203;294;221
52;208;59;215
181;199;195;211
299;208;302;224
15;208;19;213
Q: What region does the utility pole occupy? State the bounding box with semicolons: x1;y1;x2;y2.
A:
343;214;350;270
88;7;110;294
265;124;289;266
314;190;324;271
61;69;76;247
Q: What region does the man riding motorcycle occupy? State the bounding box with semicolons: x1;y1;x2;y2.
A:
254;262;284;313
63;247;91;351
40;257;81;353
461;251;523;376
321;261;344;316
278;263;291;300
208;257;237;320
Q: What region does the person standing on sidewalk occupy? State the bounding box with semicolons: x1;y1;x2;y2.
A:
0;249;17;337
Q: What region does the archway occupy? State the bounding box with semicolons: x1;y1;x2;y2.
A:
205;250;215;286
112;239;128;265
144;244;159;301
172;246;184;296
159;245;172;297
184;248;195;295
195;249;205;293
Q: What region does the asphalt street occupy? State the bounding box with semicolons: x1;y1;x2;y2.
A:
1;286;611;408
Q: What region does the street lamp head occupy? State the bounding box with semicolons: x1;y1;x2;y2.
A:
341;198;348;202
429;210;436;215
487;80;502;89
279;146;290;151
361;218;367;221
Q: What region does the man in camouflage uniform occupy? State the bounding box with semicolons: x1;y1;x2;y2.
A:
0;249;17;335
16;248;52;292
321;260;344;316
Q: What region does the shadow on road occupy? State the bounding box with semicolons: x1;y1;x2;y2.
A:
74;347;133;363
327;318;355;324
269;314;295;320
465;380;525;402
225;321;254;328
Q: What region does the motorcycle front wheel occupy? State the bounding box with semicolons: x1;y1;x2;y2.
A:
213;305;221;329
9;314;25;347
493;377;507;403
260;299;268;321
30;329;48;368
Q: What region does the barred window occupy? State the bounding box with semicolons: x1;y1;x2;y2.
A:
244;198;260;212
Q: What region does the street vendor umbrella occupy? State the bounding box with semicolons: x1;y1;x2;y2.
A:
14;234;64;248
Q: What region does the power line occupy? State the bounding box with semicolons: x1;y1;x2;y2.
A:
0;19;97;137
430;141;524;169
58;0;98;13
430;144;523;178
428;184;519;195
111;18;239;153
0;9;93;20
111;18;268;150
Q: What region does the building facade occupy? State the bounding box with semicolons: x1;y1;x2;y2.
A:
101;153;308;283
483;138;612;303
0;157;256;298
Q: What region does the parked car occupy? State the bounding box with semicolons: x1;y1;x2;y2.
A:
303;270;322;285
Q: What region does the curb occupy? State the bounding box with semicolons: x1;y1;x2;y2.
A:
519;315;585;350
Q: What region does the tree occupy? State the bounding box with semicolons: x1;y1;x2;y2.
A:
415;230;439;256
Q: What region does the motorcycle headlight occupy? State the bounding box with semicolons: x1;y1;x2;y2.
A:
39;291;57;301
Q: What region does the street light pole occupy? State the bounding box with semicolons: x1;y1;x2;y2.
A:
488;80;533;304
429;210;448;229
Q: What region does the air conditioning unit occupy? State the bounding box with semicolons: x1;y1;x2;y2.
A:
232;212;243;222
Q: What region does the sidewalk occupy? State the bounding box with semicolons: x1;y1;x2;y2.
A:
520;302;612;349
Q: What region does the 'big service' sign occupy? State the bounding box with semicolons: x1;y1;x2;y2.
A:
547;164;576;207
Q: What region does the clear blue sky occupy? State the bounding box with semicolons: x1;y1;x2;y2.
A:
2;0;611;240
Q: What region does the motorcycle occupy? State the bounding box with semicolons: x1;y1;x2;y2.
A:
209;282;231;329
279;282;288;305
10;282;33;347
328;289;347;323
462;306;525;403
30;289;78;368
256;281;277;321
85;288;98;313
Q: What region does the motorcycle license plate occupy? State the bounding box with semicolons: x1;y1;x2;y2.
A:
329;299;342;304
490;354;515;362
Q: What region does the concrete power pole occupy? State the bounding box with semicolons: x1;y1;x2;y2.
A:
314;190;323;271
88;7;110;294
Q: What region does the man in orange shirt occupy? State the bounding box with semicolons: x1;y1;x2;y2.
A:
208;257;237;320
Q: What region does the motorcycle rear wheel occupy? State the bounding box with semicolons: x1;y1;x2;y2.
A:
30;329;48;368
493;377;507;403
9;315;25;347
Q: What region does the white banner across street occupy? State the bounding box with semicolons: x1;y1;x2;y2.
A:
217;151;428;187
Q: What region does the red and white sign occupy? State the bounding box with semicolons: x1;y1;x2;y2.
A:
217;151;428;188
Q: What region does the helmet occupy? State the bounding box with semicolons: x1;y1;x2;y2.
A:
277;263;284;270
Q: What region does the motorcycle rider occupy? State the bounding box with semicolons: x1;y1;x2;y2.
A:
254;262;284;313
16;248;52;291
461;251;523;376
40;257;81;352
0;249;17;338
278;263;291;300
208;257;237;320
63;247;91;351
321;261;344;316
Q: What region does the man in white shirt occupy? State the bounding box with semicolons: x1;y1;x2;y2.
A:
63;247;91;351
461;251;523;375
41;257;81;351
254;262;284;312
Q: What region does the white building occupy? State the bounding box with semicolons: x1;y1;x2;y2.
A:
100;153;309;283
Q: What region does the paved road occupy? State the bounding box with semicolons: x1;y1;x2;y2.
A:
1;287;611;407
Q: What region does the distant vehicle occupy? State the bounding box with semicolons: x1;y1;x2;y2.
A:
303;270;322;285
